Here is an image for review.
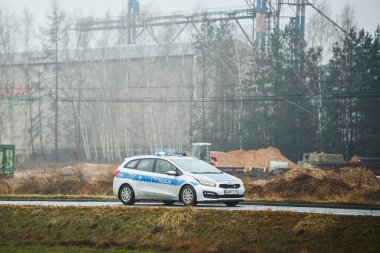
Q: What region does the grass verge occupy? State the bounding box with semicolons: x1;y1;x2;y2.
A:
0;244;153;253
245;197;380;208
0;205;379;253
0;194;117;201
1;194;379;208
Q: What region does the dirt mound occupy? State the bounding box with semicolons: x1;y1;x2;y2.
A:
0;163;116;196
79;178;114;195
0;180;13;194
246;167;380;202
15;176;83;195
283;167;379;188
350;155;361;162
211;147;297;170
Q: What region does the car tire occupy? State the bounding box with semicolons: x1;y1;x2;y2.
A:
180;185;197;206
118;184;136;205
162;200;175;206
224;201;239;207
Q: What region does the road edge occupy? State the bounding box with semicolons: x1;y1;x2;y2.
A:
1;197;379;210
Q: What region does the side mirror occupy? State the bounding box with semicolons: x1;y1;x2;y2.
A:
166;170;177;176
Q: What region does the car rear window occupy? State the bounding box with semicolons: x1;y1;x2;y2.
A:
124;159;139;169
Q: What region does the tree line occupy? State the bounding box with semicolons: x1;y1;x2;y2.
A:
191;17;380;161
0;0;379;163
0;0;193;162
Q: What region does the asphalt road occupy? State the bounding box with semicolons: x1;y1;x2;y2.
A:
0;200;379;216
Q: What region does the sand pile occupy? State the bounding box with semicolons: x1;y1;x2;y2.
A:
245;167;380;202
350;155;361;162
211;147;297;170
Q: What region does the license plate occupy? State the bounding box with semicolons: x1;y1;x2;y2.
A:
224;190;239;195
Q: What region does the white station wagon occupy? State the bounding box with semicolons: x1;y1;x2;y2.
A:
113;154;245;206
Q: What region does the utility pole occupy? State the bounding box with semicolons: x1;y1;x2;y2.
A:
54;12;59;162
202;48;206;141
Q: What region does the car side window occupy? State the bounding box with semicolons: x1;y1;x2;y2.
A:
124;159;139;169
155;159;177;175
136;159;155;172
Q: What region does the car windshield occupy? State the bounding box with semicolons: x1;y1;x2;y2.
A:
171;158;221;174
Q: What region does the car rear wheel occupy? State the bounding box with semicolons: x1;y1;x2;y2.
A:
119;184;136;205
224;201;239;207
180;185;197;206
162;200;175;206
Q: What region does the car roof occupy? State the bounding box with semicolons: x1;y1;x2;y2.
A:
124;154;193;160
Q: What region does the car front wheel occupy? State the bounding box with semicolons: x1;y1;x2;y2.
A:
119;184;136;205
224;201;239;207
180;185;197;206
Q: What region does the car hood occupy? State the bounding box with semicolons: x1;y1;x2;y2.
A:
188;172;240;183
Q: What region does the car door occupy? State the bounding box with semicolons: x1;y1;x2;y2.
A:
130;158;155;199
150;159;182;200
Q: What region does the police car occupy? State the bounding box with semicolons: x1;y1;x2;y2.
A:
113;154;245;206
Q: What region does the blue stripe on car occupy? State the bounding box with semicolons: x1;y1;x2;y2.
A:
117;171;198;186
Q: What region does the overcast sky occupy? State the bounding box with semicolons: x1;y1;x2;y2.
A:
7;0;380;34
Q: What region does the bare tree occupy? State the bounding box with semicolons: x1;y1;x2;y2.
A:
41;0;68;161
307;0;335;62
233;40;250;150
339;4;357;33
21;8;35;158
0;2;17;145
339;4;357;159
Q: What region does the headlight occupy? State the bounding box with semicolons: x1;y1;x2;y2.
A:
195;178;216;187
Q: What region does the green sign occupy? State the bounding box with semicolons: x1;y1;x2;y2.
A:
8;98;31;105
0;145;15;178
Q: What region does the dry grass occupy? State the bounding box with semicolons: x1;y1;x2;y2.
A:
0;205;379;253
0;244;150;253
1;163;380;205
245;167;380;204
0;180;12;194
0;163;116;196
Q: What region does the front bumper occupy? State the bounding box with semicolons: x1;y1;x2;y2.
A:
194;184;245;202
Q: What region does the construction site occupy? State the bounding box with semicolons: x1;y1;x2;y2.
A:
0;145;379;206
1;2;380;252
0;0;380;201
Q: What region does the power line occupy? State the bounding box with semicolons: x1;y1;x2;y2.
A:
60;92;380;103
3;91;378;104
0;78;377;91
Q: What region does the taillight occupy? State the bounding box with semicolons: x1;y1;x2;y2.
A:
114;169;120;177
